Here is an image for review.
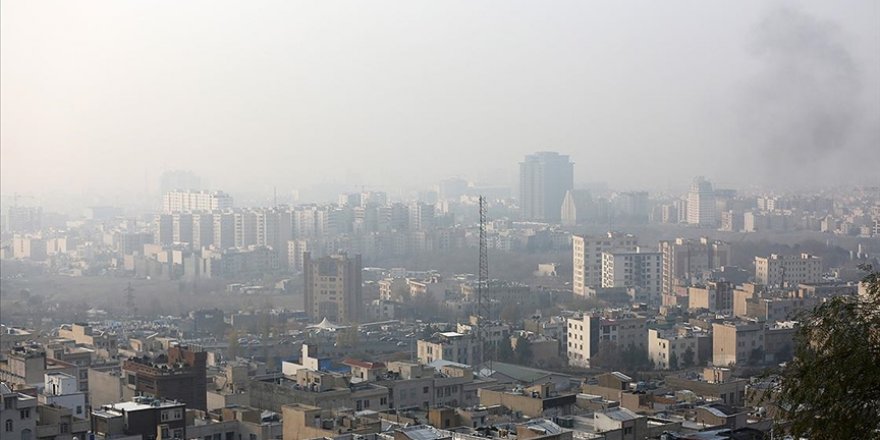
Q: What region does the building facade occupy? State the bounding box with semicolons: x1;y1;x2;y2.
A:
686;177;715;227
303;253;363;324
519;152;574;221
755;253;822;287
659;237;731;296
572;233;638;296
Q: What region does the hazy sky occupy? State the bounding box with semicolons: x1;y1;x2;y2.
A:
2;1;878;198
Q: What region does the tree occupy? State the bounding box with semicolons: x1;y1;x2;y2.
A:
514;338;533;366
682;347;695;368
668;351;679;370
748;347;764;366
335;326;360;348
769;266;880;439
500;303;522;324
227;328;241;360
497;338;515;363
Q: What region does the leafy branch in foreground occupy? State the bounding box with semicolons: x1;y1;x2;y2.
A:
771;265;880;439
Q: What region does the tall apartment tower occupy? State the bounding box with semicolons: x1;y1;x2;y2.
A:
303;253;363;324
686;177;716;227
572;232;638;296
659;237;731;296
519;152;574;221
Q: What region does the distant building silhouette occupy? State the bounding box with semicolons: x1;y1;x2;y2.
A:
519;151;573;221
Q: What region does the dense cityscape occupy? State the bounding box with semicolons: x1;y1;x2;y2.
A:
2;157;879;440
2;2;879;440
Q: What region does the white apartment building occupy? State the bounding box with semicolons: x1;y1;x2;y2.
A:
754;253;822;287
417;332;477;366
601;249;662;301
648;329;700;370
162;190;232;213
567;313;647;368
572;232;638;296
686;177;715;227
566;315;596;368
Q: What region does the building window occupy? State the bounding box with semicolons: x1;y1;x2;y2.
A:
60;423;69;434
5;419;12;432
4;399;13;409
19;409;29;419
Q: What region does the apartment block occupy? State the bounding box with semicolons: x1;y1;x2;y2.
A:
162;190;232;213
572;232;638;296
712;322;764;367
303;253;363;324
417;332;477;366
601;249;662;302
567;312;647;368
659;237;730;296
755;253;822;287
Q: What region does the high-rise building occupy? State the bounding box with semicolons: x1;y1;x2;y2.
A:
212;211;235;249
572;232;638;296
191;213;214;248
162;190;232;213
600;249;663;301
686;177;716;227
6;206;42;233
659;237;731;296
755;253;822;287
303;253;363;323
171;213;193;244
519;151;574;221
154;214;173;245
560;190;593;226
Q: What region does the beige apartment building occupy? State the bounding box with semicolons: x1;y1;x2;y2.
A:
755;253;822;287
712;322;764;366
572;232;638;296
687;281;734;313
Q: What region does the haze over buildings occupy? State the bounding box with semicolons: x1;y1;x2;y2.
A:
2;1;879;203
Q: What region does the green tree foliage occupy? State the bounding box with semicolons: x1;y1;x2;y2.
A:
499;303;522;324
682;347;695;368
772;266;880;439
514;338;533;366
498;337;515;363
227;328;240;360
668;351;679;370
335;326;360;348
